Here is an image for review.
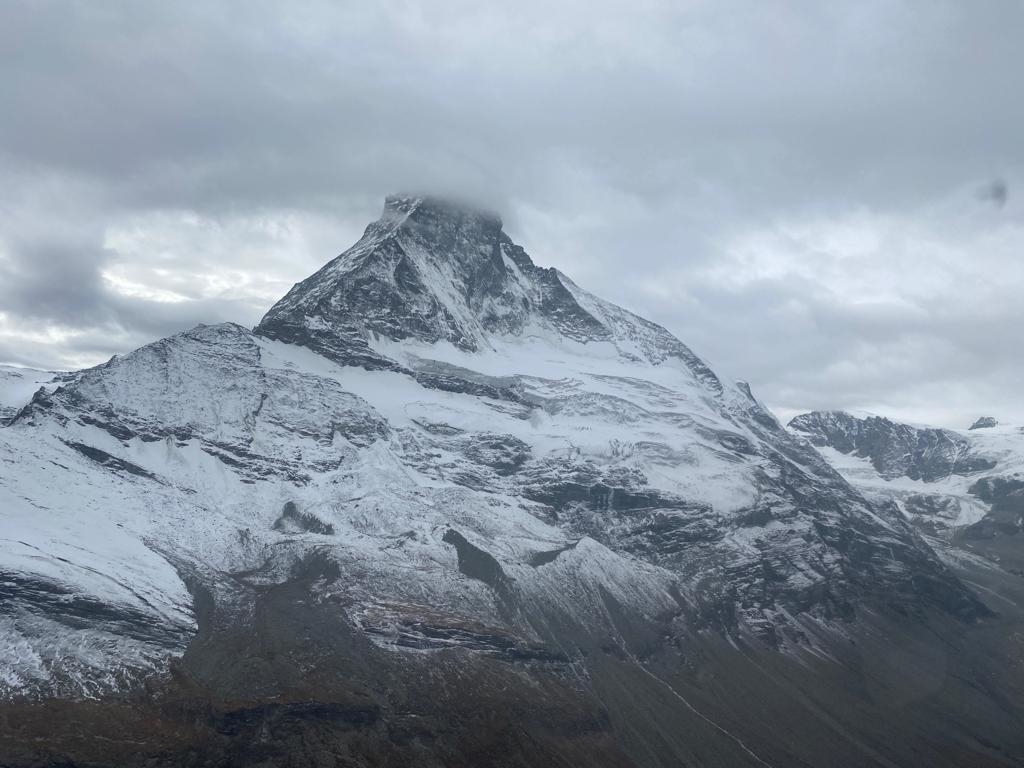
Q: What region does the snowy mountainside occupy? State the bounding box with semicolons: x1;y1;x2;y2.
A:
2;196;1020;767
789;410;1024;537
0;365;62;423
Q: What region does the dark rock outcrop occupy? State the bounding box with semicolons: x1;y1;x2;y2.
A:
970;416;999;430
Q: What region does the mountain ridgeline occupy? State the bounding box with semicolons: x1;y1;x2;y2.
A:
790;408;1024;574
1;196;1022;767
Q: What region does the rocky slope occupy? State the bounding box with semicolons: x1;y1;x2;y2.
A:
788;410;998;483
789;410;1024;539
1;196;1022;767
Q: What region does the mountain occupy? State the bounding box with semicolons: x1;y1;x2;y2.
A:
2;196;1023;767
789;410;1024;536
787;410;999;483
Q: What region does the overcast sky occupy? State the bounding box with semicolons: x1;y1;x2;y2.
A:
1;1;1022;428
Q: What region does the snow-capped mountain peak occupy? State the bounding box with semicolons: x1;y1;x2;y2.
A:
256;195;723;391
2;196;1017;767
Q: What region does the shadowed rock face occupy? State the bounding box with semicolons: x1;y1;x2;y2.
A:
256;195;603;368
2;197;1023;766
258;195;599;347
963;476;1024;541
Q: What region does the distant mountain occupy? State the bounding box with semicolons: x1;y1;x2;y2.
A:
2;197;1022;767
788;410;999;482
971;416;1000;430
789;410;1024;540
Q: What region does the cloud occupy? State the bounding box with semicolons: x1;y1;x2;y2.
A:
0;0;1022;426
616;195;1024;426
0;241;109;327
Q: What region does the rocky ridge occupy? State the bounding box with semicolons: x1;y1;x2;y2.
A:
789;410;1024;538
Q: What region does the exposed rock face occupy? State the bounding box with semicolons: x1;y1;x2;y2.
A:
971;416;999;430
790;409;1024;579
963;475;1024;540
257;195;723;391
2;197;1023;766
789;410;996;481
0;366;61;424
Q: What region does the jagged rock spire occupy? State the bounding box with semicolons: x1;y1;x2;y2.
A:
255;194;721;390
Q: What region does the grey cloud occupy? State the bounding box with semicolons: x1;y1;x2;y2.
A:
0;224;262;368
633;268;1024;427
4;2;1023;215
0;241;110;326
1;0;1023;426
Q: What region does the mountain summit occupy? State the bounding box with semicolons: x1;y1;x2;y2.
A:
1;196;1022;767
257;195;722;387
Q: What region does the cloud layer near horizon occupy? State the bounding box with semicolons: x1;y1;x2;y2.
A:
1;1;1022;427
